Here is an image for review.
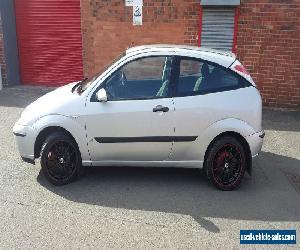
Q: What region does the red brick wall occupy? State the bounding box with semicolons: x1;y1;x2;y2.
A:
237;0;300;109
81;0;199;77
81;0;300;109
0;13;7;85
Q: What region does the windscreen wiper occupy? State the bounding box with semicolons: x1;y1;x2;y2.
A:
72;77;88;93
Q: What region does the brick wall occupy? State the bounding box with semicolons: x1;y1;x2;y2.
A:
237;0;300;109
81;0;300;109
81;0;199;77
0;13;7;85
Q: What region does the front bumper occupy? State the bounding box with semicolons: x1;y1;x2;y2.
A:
246;130;265;158
13;123;36;164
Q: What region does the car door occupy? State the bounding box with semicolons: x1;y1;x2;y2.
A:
84;56;175;162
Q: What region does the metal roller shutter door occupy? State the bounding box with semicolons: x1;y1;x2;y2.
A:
14;0;83;86
201;8;235;51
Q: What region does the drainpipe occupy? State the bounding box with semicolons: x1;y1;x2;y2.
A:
0;65;2;91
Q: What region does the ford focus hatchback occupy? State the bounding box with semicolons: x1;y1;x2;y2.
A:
13;45;264;190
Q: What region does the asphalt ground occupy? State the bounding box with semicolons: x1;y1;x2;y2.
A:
0;86;299;249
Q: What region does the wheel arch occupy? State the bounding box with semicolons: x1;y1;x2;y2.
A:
204;131;252;175
34;126;78;159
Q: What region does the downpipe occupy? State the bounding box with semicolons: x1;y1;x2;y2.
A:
0;65;2;91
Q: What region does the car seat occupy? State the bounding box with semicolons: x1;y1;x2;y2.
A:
194;63;210;91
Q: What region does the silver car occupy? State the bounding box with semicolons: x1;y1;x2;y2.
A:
13;45;264;190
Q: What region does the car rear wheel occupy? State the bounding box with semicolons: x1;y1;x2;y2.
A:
40;132;83;185
204;136;246;191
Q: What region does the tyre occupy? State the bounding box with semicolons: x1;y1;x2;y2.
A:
204;136;246;191
40;132;83;185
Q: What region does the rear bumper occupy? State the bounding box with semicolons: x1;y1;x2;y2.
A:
246;130;264;158
13;123;36;164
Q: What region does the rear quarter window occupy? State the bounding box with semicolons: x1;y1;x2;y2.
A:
175;57;250;97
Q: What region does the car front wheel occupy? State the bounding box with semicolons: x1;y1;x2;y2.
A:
204;136;246;191
40;132;83;185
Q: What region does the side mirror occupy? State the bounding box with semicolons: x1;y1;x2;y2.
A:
96;88;108;102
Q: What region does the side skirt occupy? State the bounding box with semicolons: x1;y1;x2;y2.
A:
82;160;204;169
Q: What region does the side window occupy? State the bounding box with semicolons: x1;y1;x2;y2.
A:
176;58;245;97
123;57;164;80
178;59;204;94
104;56;173;101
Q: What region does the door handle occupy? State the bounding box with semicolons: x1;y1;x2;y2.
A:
153;105;169;112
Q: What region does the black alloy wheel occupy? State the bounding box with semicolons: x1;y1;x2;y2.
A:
205;136;246;191
40;132;83;185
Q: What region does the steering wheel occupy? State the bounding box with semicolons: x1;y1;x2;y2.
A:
105;70;128;99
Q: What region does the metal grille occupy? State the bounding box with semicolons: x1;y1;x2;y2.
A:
201;8;235;51
14;0;83;86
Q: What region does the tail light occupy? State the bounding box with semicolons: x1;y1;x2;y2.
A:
234;64;249;75
230;60;255;86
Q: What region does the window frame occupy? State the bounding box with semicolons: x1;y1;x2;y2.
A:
173;56;251;98
91;55;177;102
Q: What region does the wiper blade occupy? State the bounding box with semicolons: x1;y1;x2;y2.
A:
81;77;88;83
72;78;88;93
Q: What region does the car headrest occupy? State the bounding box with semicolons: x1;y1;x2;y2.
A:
201;63;210;78
210;67;223;81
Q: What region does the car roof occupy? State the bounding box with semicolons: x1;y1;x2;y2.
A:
126;44;236;68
